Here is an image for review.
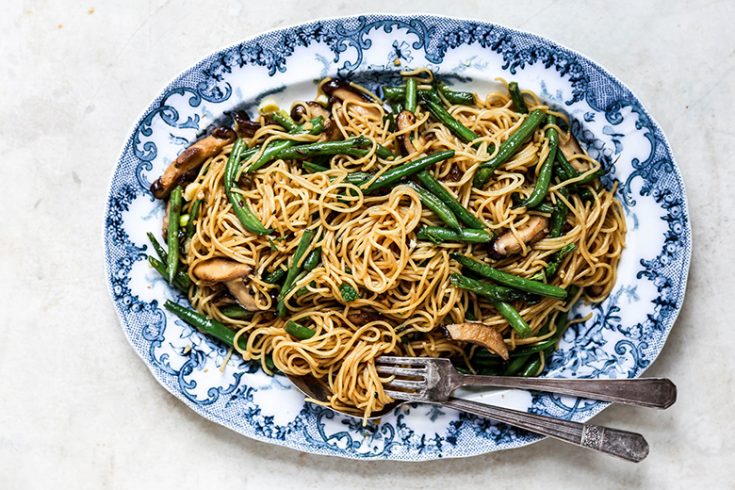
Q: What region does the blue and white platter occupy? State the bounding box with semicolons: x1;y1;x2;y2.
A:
104;14;690;460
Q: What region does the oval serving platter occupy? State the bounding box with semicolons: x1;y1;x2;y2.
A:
104;14;691;461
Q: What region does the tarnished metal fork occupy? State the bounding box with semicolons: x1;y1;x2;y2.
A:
377;356;677;408
376;356;677;462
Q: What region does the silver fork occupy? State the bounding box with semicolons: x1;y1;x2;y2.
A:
377;356;676;408
377;356;676;462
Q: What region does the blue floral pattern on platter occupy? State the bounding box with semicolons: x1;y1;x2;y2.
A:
104;15;690;461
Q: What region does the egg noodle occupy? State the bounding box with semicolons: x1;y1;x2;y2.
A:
175;76;625;421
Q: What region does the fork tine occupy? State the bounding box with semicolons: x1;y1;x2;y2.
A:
384;379;425;391
384;389;427;403
377;356;432;366
376;365;425;377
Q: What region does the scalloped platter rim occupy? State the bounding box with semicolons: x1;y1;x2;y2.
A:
104;14;691;461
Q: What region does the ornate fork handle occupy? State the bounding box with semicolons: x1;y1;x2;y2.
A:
455;376;676;409
444;398;649;462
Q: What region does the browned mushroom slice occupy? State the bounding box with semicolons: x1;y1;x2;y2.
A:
396;110;420;154
150;127;236;199
558;133;586;172
224;278;259;311
232;110;261;138
447;164;462;182
191;258;260;311
347;309;383;325
493;216;549;256
446;322;509;360
322;79;381;120
191;258;251;283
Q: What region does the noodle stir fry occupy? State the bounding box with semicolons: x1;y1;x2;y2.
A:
148;71;625;421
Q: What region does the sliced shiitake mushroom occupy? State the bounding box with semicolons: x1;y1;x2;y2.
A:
447;164;463;182
191;258;260;311
232;110;261;138
322;79;381;120
446;322;509;360
493;216;549;256
347;309;383;325
150;127;236;199
224;278;259;311
396;110;421;154
191;258;251;282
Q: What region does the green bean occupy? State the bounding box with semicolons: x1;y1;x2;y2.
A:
448;274;529;303
229;190;271;235
245;140;295;173
508;82;528;114
245;116;326;173
264;354;278;373
364;150;454;194
295;280;316;297
302;161;329;173
404;182;461;231
224;139;271;235
555;149;579;180
275;136;370;160
418;88;442;105
263;267;287;284
166;186;183;284
307;116;325;135
384;85;474;105
147;232;190;291
271;111;300;133
518;116;559;208
382;85;404;101
245;113;324;173
339;283;360;302
164;300;247;350
545;243;577;280
437;84;475;105
473;109;546;188
511;194;555;214
224;140;248;189
417;226;492;244
415;171;486;229
404;77;417;113
284;320;316;340
575;167;605;185
343;145;394;161
451;254;567;299
520;355;544;377
185;199;202;239
343;172;374;186
374;143;395;160
491;299;533;338
422;99;480;144
147;232;167;262
302;247;322;272
503;354;532;375
549;188;570;238
220;305;253;320
391;102;404;118
148;256;191;292
277;229;316;317
385;110;397;132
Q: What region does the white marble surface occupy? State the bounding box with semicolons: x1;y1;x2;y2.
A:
1;0;733;488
